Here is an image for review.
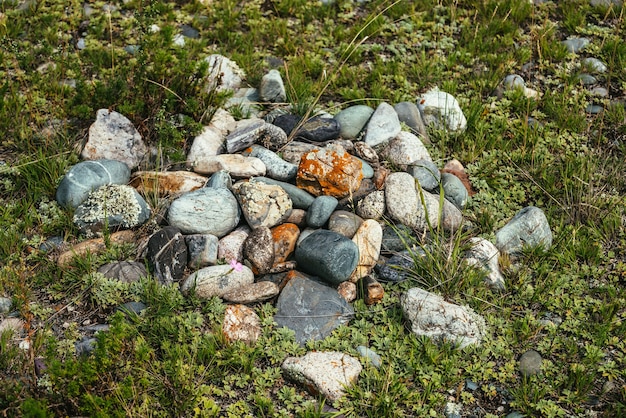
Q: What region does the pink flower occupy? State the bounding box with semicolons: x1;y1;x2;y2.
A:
229;259;243;272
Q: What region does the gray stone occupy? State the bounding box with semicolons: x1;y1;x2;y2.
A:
97;261;148;283
306;195;338;228
243;226;275;274
181;264;255;298
442;198;464;232
260;69;286;102
503;74;525;90
252;177;315;209
56;159;131;209
582;57;607;73
385;172;424;230
75;338;97;356
295;230;359;285
334;105;374;139
116;301;147;316
401;287;485;349
275;272;354;345
590;0;623;6
225;118;266;153
147;226;188;285
379;130;432;169
282;351;361;401
39;236;64;253
242;144;297;181
205;54;245;92
296;115;341;142
418;89;467;132
505;412;525;418
519;350;543;376
186;234;219;269
441;172;469;210
363;102;401;148
191;154;267;178
81;109;147;169
358;158;374;179
168;187;240;237
280;141;320;165
375;250;417;282
495;206;552;255
0;297;12;314
206;170;233;189
381;224;413;253
356;190;386;220
394;101;429;142
186;126;226;169
464;238;505;290
222;281;280;304
225;87;262;118
328;210;364;238
577;73;597;85
444;402;462;418
356;346;382;368
589;86;609;97
232;180;292;229
180;24;199;39
563;38;590;54
408;159;441;192
586;104;604;114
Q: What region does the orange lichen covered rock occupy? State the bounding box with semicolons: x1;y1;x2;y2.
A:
296;145;363;198
271;223;300;264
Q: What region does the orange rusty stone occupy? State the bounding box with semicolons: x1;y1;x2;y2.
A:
271;223;300;264
130;171;207;197
296;145;363;199
222;304;261;344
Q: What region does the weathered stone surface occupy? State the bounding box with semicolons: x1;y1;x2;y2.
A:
243;227;275;274
360;275;384;305
385;172;423;229
465;237;505;290
381;224;413;254
282;352;362;401
280;141;320;165
379;131;432;169
0;318;24;337
328;210;363;238
82;109;147;169
225;118;265;153
418;89;467;132
167;187;240;237
295;230;359;285
242;144;297;182
252;177;315;209
275;273;354;345
401;287;485;349
363;102;401;148
271;223;300;264
306;195;338;228
218;226;250;262
334;105;374;140
186;126;225;169
232;180;292;229
442;198;464;232
192;154;266;178
181;264;255;298
375;250;416;283
394;101;429;142
130;171;207;197
495;206;552;255
337;280;357;303
97;261;148;283
205;54;245;92
57;230;135;267
296;145;363;199
259;69;286;102
296;115;341;142
222;281;280;304
185;234;219;269
222;304;262;344
147;226;188;285
356;190;386;220
519;349;543;377
350;220;383;282
408;159;440;192
272;114;301;137
356;346;382;369
206;170;233;189
56;159;131;209
562;37;590;54
441;172;469;210
353;141;379;165
284;208;307;227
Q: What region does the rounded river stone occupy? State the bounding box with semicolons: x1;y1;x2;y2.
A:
295;230;359;285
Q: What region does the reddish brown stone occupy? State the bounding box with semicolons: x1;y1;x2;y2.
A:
337;281;357;303
296;145;363;198
271;223;300;264
361;276;384;305
222;304;261;344
57;230;135;267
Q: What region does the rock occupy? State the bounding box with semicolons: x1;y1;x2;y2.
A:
353;141;379;165
562;37;590;53
272;114;301;137
0;297;12;314
337;281;357;303
242;145;297;181
582;58;607;73
81;109;147;169
296;115;341;142
75;338;97;356
39;236;64;253
282;352;361;401
146;226;188;285
252;177;315;209
350;220;383;281
444;402;462;418
0;318;24;336
401;287;485;349
226;119;289;153
222;304;262;344
222;281;280;304
441;172;469;210
185;234;219;269
205;54;245;92
192;154;267;178
271;223;300;264
577;73;597;85
495;206;552;256
503;74;525;91
394;101;430;142
218;226;250;262
519;350;543;376
284;208;307;227
334;105;374;139
187;126;225;168
208;108;237;136
379;131;432;169
57;230;135;267
130;171;207;197
275;273;354;344
233;180;292;229
296;144;363;199
356;346;382;368
384;172;424;230
381;224;413;253
181;264;255;298
97;261;148;283
243;227;275;274
306;195;338;228
259;69;286;102
418;89;467;132
360;275;384;305
167;187;240;237
73;185;151;235
116;301;146;316
356;190;386;220
408;159;440;192
375;250;417;282
206;170;233;189
464;238;505;290
56;159;131;209
280;141;320;165
590;0;623;7
295;230;359;285
442;199;464;232
363;102;401;148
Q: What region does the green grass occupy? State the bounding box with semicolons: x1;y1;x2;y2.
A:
1;0;626;416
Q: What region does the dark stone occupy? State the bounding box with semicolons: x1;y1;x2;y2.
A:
39;236;64;253
306;195;338;228
185;234;219;269
273;114;301;136
295;230;359;285
296;115;341;142
98;261;148;283
375;250;422;282
75;338;97;356
274;272;354;345
180;24;199;39
146;226;188;285
381;224;413;253
394;101;429;142
116;301;147;316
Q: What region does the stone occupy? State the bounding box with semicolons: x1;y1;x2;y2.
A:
306;195;338;228
295;230;359;285
296;115;341;142
360;275;384;305
357;158;374;179
130;171;207;197
205;54;245;92
353;141;379;165
282;352;361;401
350;219;383;281
408;159;440;192
57;230;135;267
519;350;543;376
327;210;364;239
296;145;363;199
275;272;354;345
218;226;250;262
418;89;467;132
442;199;464;232
187;126;226;169
562;37;590;53
39;236;64;253
259;69;286;102
363;102;401;148
206;170;233;189
337;280;357;303
495;206;552;256
0;318;24;337
280;141;320;165
185;234;219;269
181;264;255;298
441;172;469;210
73;185;151;235
222;281;280;304
375;250;417;282
381;224;414;254
464;238;505;290
271;223;300;264
443;159;474;195
334;105;374;139
75;338;97;355
167;187;240;237
394;101;430;141
146;226;188;285
252;177;315;209
81;109;147;169
192;154;266;178
379;130;432;169
208;108;237;136
232;180;292;229
56;159;131;209
272;114;301;137
97;261;148;283
284;208;307;227
0;297;12;314
116;301;146;316
243;227;275;274
577;73;597;85
503;74;525;90
400;287;485;349
242;145;297;181
225;88;262;118
384;172;423;230
356;190;386;220
225;118;265;153
222;304;262;344
356;346;382;369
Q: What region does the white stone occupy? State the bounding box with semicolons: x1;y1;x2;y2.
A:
187;126;225;169
465;238;505;290
380;130;432;169
385;172;424;230
350;219;383;281
205;54;245;92
192;154;266;178
356;190;386;220
418;89;467;133
181;264;255;298
222;304;262;344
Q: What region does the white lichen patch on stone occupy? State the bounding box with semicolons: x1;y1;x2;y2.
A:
74;184;143;228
